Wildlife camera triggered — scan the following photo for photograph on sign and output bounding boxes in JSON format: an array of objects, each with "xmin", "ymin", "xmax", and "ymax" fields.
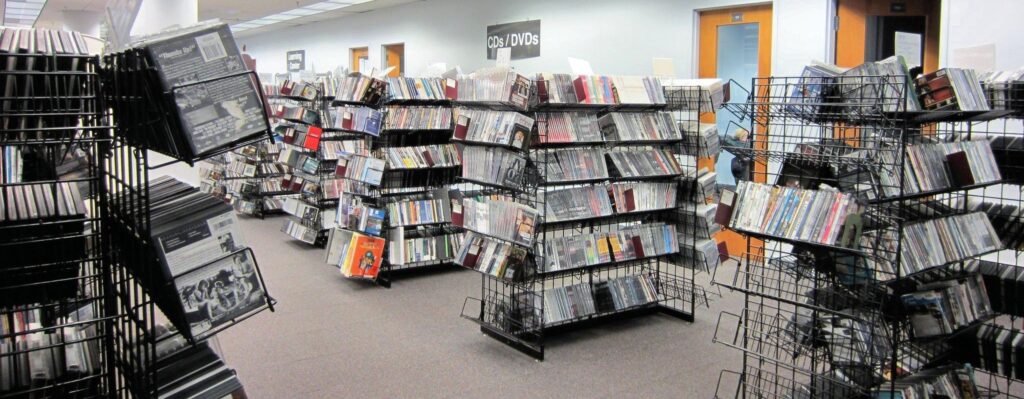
[{"xmin": 486, "ymin": 20, "xmax": 540, "ymax": 60}]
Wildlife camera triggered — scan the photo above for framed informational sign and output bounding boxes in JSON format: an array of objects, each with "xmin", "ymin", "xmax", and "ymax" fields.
[{"xmin": 287, "ymin": 50, "xmax": 305, "ymax": 72}]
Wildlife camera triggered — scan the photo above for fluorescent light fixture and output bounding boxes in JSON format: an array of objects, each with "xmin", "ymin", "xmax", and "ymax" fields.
[
  {"xmin": 229, "ymin": 0, "xmax": 363, "ymax": 33},
  {"xmin": 258, "ymin": 14, "xmax": 298, "ymax": 22},
  {"xmin": 4, "ymin": 0, "xmax": 49, "ymax": 27},
  {"xmin": 279, "ymin": 9, "xmax": 320, "ymax": 17},
  {"xmin": 304, "ymin": 3, "xmax": 347, "ymax": 11}
]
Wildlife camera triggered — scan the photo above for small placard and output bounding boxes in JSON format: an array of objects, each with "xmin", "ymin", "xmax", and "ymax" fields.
[
  {"xmin": 894, "ymin": 31, "xmax": 922, "ymax": 68},
  {"xmin": 286, "ymin": 50, "xmax": 305, "ymax": 72},
  {"xmin": 496, "ymin": 47, "xmax": 512, "ymax": 67},
  {"xmin": 731, "ymin": 12, "xmax": 743, "ymax": 22},
  {"xmin": 568, "ymin": 57, "xmax": 594, "ymax": 76},
  {"xmin": 652, "ymin": 57, "xmax": 676, "ymax": 78}
]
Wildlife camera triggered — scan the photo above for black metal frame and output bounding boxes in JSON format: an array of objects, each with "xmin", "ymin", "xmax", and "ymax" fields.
[
  {"xmin": 0, "ymin": 52, "xmax": 114, "ymax": 398},
  {"xmin": 102, "ymin": 48, "xmax": 273, "ymax": 166},
  {"xmin": 457, "ymin": 79, "xmax": 710, "ymax": 360},
  {"xmin": 101, "ymin": 49, "xmax": 278, "ymax": 397},
  {"xmin": 272, "ymin": 83, "xmax": 332, "ymax": 246},
  {"xmin": 713, "ymin": 71, "xmax": 1024, "ymax": 398},
  {"xmin": 370, "ymin": 97, "xmax": 462, "ymax": 288}
]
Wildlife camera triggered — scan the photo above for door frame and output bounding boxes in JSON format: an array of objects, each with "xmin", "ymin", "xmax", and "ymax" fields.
[
  {"xmin": 696, "ymin": 3, "xmax": 774, "ymax": 258},
  {"xmin": 381, "ymin": 42, "xmax": 405, "ymax": 77},
  {"xmin": 833, "ymin": 0, "xmax": 941, "ymax": 72},
  {"xmin": 350, "ymin": 46, "xmax": 369, "ymax": 74}
]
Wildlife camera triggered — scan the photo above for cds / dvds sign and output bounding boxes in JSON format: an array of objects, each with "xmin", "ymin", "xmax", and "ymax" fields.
[{"xmin": 486, "ymin": 20, "xmax": 540, "ymax": 60}]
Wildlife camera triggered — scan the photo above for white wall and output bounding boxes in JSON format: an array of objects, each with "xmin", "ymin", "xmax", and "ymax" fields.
[
  {"xmin": 771, "ymin": 0, "xmax": 832, "ymax": 76},
  {"xmin": 239, "ymin": 0, "xmax": 830, "ymax": 79},
  {"xmin": 940, "ymin": 0, "xmax": 1024, "ymax": 72},
  {"xmin": 133, "ymin": 0, "xmax": 202, "ymax": 186}
]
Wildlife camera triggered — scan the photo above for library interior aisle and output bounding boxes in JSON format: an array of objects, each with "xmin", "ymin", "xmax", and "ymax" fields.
[
  {"xmin": 4, "ymin": 0, "xmax": 1024, "ymax": 398},
  {"xmin": 216, "ymin": 216, "xmax": 740, "ymax": 398}
]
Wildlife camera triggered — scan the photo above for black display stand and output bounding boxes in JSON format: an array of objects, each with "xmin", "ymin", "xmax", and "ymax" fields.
[
  {"xmin": 101, "ymin": 51, "xmax": 276, "ymax": 397},
  {"xmin": 712, "ymin": 72, "xmax": 1024, "ymax": 398},
  {"xmin": 373, "ymin": 96, "xmax": 462, "ymax": 288},
  {"xmin": 0, "ymin": 52, "xmax": 114, "ymax": 398},
  {"xmin": 458, "ymin": 79, "xmax": 710, "ymax": 360}
]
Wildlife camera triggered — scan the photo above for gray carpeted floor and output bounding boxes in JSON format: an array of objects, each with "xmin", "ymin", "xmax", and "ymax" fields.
[{"xmin": 216, "ymin": 216, "xmax": 744, "ymax": 398}]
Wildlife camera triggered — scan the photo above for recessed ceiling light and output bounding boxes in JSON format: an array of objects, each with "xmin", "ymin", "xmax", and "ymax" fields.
[
  {"xmin": 304, "ymin": 3, "xmax": 347, "ymax": 11},
  {"xmin": 229, "ymin": 0, "xmax": 367, "ymax": 34},
  {"xmin": 280, "ymin": 8, "xmax": 320, "ymax": 17},
  {"xmin": 4, "ymin": 0, "xmax": 49, "ymax": 27}
]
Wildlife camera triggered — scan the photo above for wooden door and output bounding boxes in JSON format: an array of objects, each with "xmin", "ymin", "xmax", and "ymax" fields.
[
  {"xmin": 836, "ymin": 0, "xmax": 940, "ymax": 72},
  {"xmin": 383, "ymin": 43, "xmax": 404, "ymax": 77},
  {"xmin": 698, "ymin": 4, "xmax": 773, "ymax": 258},
  {"xmin": 350, "ymin": 47, "xmax": 368, "ymax": 73}
]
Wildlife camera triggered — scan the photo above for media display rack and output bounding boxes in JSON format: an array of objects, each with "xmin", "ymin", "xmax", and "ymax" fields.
[
  {"xmin": 275, "ymin": 80, "xmax": 331, "ymax": 246},
  {"xmin": 101, "ymin": 26, "xmax": 277, "ymax": 396},
  {"xmin": 458, "ymin": 74, "xmax": 708, "ymax": 360},
  {"xmin": 712, "ymin": 65, "xmax": 1024, "ymax": 398},
  {"xmin": 941, "ymin": 90, "xmax": 1024, "ymax": 398},
  {"xmin": 372, "ymin": 77, "xmax": 462, "ymax": 287},
  {"xmin": 198, "ymin": 139, "xmax": 287, "ymax": 218},
  {"xmin": 0, "ymin": 48, "xmax": 113, "ymax": 398}
]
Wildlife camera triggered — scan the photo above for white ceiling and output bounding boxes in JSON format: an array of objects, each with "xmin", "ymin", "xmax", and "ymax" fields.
[
  {"xmin": 223, "ymin": 0, "xmax": 421, "ymax": 37},
  {"xmin": 28, "ymin": 0, "xmax": 421, "ymax": 35}
]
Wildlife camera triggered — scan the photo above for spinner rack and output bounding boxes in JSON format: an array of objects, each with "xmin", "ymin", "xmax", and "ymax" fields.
[
  {"xmin": 712, "ymin": 70, "xmax": 1024, "ymax": 398},
  {"xmin": 319, "ymin": 88, "xmax": 390, "ymax": 281},
  {"xmin": 101, "ymin": 50, "xmax": 276, "ymax": 397},
  {"xmin": 276, "ymin": 82, "xmax": 331, "ymax": 246},
  {"xmin": 0, "ymin": 51, "xmax": 114, "ymax": 398},
  {"xmin": 931, "ymin": 89, "xmax": 1024, "ymax": 398}
]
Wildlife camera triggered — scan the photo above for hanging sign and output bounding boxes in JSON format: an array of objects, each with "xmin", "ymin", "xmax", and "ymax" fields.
[{"xmin": 486, "ymin": 20, "xmax": 540, "ymax": 60}]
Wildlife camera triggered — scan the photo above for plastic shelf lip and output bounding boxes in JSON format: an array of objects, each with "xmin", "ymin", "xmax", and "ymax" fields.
[
  {"xmin": 267, "ymin": 94, "xmax": 317, "ymax": 102},
  {"xmin": 456, "ymin": 177, "xmax": 531, "ymax": 195},
  {"xmin": 537, "ymin": 252, "xmax": 681, "ymax": 278},
  {"xmin": 911, "ymin": 313, "xmax": 1000, "ymax": 343},
  {"xmin": 450, "ymin": 137, "xmax": 521, "ymax": 150},
  {"xmin": 889, "ymin": 246, "xmax": 1005, "ymax": 283},
  {"xmin": 384, "ymin": 164, "xmax": 461, "ymax": 172},
  {"xmin": 382, "ymin": 98, "xmax": 454, "ymax": 106},
  {"xmin": 726, "ymin": 227, "xmax": 869, "ymax": 256},
  {"xmin": 542, "ymin": 301, "xmax": 660, "ymax": 329},
  {"xmin": 540, "ymin": 173, "xmax": 683, "ymax": 186},
  {"xmin": 539, "ymin": 207, "xmax": 679, "ymax": 228},
  {"xmin": 453, "ymin": 100, "xmax": 528, "ymax": 112},
  {"xmin": 381, "ymin": 127, "xmax": 454, "ymax": 133},
  {"xmin": 331, "ymin": 99, "xmax": 382, "ymax": 109},
  {"xmin": 869, "ymin": 179, "xmax": 1006, "ymax": 204}
]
